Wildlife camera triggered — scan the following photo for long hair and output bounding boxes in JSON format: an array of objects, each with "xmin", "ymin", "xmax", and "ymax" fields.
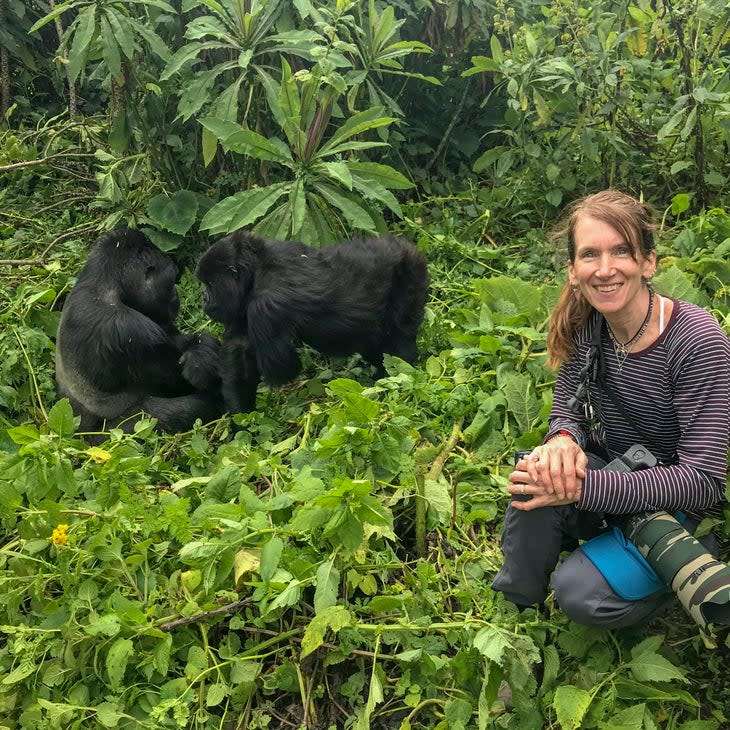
[{"xmin": 546, "ymin": 190, "xmax": 657, "ymax": 368}]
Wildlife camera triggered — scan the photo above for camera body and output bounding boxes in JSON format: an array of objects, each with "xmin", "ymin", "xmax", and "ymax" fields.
[{"xmin": 604, "ymin": 444, "xmax": 657, "ymax": 472}]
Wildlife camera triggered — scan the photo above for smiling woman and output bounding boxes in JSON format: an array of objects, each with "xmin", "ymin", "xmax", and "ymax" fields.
[{"xmin": 491, "ymin": 189, "xmax": 730, "ymax": 631}]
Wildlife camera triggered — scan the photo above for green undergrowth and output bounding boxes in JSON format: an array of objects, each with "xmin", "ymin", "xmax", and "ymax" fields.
[{"xmin": 0, "ymin": 193, "xmax": 729, "ymax": 728}]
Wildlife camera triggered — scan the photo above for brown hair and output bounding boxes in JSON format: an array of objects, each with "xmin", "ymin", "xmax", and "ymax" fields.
[{"xmin": 546, "ymin": 190, "xmax": 657, "ymax": 368}]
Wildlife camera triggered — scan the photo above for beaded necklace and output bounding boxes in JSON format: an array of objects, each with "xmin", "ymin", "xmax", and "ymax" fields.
[{"xmin": 606, "ymin": 287, "xmax": 654, "ymax": 370}]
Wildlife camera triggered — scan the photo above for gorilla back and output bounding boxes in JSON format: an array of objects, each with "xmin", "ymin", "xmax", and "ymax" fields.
[
  {"xmin": 196, "ymin": 230, "xmax": 429, "ymax": 413},
  {"xmin": 56, "ymin": 228, "xmax": 222, "ymax": 439}
]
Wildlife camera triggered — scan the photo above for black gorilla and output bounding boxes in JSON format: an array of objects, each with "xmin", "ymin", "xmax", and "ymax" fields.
[
  {"xmin": 56, "ymin": 228, "xmax": 222, "ymax": 439},
  {"xmin": 195, "ymin": 229, "xmax": 429, "ymax": 413}
]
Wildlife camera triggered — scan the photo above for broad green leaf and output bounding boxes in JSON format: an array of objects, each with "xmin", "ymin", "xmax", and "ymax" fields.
[
  {"xmin": 47, "ymin": 398, "xmax": 76, "ymax": 437},
  {"xmin": 320, "ymin": 161, "xmax": 352, "ymax": 190},
  {"xmin": 347, "ymin": 161, "xmax": 413, "ymax": 190},
  {"xmin": 68, "ymin": 6, "xmax": 97, "ymax": 84},
  {"xmin": 553, "ymin": 685, "xmax": 592, "ymax": 730},
  {"xmin": 500, "ymin": 371, "xmax": 541, "ymax": 433},
  {"xmin": 260, "ymin": 536, "xmax": 284, "ymax": 582},
  {"xmin": 161, "ymin": 41, "xmax": 221, "ymax": 80},
  {"xmin": 613, "ymin": 678, "xmax": 698, "ymax": 707},
  {"xmin": 300, "ymin": 605, "xmax": 353, "ymax": 658},
  {"xmin": 179, "ymin": 540, "xmax": 224, "ymax": 564},
  {"xmin": 680, "ymin": 105, "xmax": 698, "ymax": 141},
  {"xmin": 670, "ymin": 160, "xmax": 693, "ymax": 175},
  {"xmin": 629, "ymin": 652, "xmax": 687, "ymax": 683},
  {"xmin": 106, "ymin": 638, "xmax": 134, "ymax": 690},
  {"xmin": 147, "ymin": 191, "xmax": 199, "ymax": 235},
  {"xmin": 199, "ymin": 116, "xmax": 243, "ymax": 143},
  {"xmin": 314, "ymin": 558, "xmax": 340, "ymax": 613},
  {"xmin": 105, "ymin": 10, "xmax": 136, "ymax": 61},
  {"xmin": 84, "ymin": 613, "xmax": 121, "ymax": 637},
  {"xmin": 424, "ymin": 476, "xmax": 452, "ymax": 524},
  {"xmin": 490, "ymin": 34, "xmax": 504, "ymax": 63},
  {"xmin": 267, "ymin": 578, "xmax": 304, "ymax": 614},
  {"xmin": 224, "ymin": 129, "xmax": 293, "ymax": 163},
  {"xmin": 200, "ymin": 184, "xmax": 289, "ymax": 235},
  {"xmin": 289, "ymin": 178, "xmax": 307, "ymax": 237},
  {"xmin": 126, "ymin": 16, "xmax": 172, "ymax": 62},
  {"xmin": 475, "ymin": 275, "xmax": 543, "ymax": 318},
  {"xmin": 206, "ymin": 682, "xmax": 229, "ymax": 707},
  {"xmin": 100, "ymin": 16, "xmax": 122, "ymax": 80},
  {"xmin": 462, "ymin": 55, "xmax": 499, "ymax": 77},
  {"xmin": 312, "ymin": 183, "xmax": 375, "ymax": 232},
  {"xmin": 204, "ymin": 465, "xmax": 241, "ymax": 503},
  {"xmin": 319, "ymin": 107, "xmax": 396, "ymax": 154},
  {"xmin": 472, "ymin": 627, "xmax": 510, "ymax": 662},
  {"xmin": 96, "ymin": 702, "xmax": 127, "ymax": 728},
  {"xmin": 2, "ymin": 661, "xmax": 36, "ymax": 685},
  {"xmin": 657, "ymin": 107, "xmax": 687, "ymax": 142},
  {"xmin": 29, "ymin": 2, "xmax": 74, "ymax": 33},
  {"xmin": 178, "ymin": 68, "xmax": 223, "ymax": 121},
  {"xmin": 154, "ymin": 634, "xmax": 172, "ymax": 676},
  {"xmin": 654, "ymin": 264, "xmax": 707, "ymax": 305},
  {"xmin": 350, "ymin": 173, "xmax": 402, "ymax": 216},
  {"xmin": 602, "ymin": 703, "xmax": 646, "ymax": 729}
]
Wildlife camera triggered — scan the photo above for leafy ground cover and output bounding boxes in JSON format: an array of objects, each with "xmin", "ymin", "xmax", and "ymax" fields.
[{"xmin": 1, "ymin": 131, "xmax": 729, "ymax": 729}]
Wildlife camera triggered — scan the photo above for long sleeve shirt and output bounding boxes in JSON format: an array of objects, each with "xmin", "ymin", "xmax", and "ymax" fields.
[{"xmin": 546, "ymin": 300, "xmax": 730, "ymax": 515}]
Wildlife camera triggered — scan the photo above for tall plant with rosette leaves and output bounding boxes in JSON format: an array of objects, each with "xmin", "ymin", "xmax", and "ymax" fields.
[{"xmin": 199, "ymin": 59, "xmax": 413, "ymax": 245}]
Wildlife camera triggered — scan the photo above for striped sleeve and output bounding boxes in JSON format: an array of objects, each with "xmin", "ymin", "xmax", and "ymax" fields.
[{"xmin": 577, "ymin": 301, "xmax": 729, "ymax": 514}]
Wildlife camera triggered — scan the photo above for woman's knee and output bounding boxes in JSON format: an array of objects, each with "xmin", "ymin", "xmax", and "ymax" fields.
[{"xmin": 551, "ymin": 550, "xmax": 670, "ymax": 629}]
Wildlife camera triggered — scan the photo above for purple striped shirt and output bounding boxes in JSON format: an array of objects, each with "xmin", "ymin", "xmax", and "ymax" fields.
[{"xmin": 547, "ymin": 299, "xmax": 730, "ymax": 515}]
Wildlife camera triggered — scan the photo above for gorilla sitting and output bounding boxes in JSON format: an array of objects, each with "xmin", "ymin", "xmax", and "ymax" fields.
[
  {"xmin": 195, "ymin": 229, "xmax": 429, "ymax": 413},
  {"xmin": 56, "ymin": 228, "xmax": 222, "ymax": 440}
]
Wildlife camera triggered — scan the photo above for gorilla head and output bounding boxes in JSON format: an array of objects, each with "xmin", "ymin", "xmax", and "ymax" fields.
[
  {"xmin": 56, "ymin": 228, "xmax": 222, "ymax": 441},
  {"xmin": 88, "ymin": 228, "xmax": 181, "ymax": 325}
]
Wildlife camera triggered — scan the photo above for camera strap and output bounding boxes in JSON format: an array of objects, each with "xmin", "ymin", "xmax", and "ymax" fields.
[{"xmin": 570, "ymin": 315, "xmax": 664, "ymax": 457}]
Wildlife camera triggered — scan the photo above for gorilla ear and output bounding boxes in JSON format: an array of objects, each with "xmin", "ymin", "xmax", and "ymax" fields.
[{"xmin": 227, "ymin": 265, "xmax": 238, "ymax": 278}]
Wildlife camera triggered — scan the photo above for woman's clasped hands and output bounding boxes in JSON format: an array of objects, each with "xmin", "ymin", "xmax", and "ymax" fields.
[{"xmin": 508, "ymin": 435, "xmax": 587, "ymax": 511}]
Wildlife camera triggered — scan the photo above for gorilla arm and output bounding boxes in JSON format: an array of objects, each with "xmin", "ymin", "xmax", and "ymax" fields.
[
  {"xmin": 247, "ymin": 296, "xmax": 302, "ymax": 386},
  {"xmin": 220, "ymin": 336, "xmax": 259, "ymax": 414},
  {"xmin": 105, "ymin": 305, "xmax": 204, "ymax": 397}
]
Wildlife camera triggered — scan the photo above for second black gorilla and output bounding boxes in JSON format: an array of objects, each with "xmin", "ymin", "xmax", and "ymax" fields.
[{"xmin": 196, "ymin": 230, "xmax": 429, "ymax": 413}]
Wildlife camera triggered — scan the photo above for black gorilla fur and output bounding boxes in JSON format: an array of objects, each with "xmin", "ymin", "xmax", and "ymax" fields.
[
  {"xmin": 56, "ymin": 228, "xmax": 222, "ymax": 439},
  {"xmin": 195, "ymin": 229, "xmax": 429, "ymax": 413}
]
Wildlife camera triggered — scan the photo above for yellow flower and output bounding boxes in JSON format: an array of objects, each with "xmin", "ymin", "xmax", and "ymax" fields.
[{"xmin": 51, "ymin": 523, "xmax": 69, "ymax": 546}]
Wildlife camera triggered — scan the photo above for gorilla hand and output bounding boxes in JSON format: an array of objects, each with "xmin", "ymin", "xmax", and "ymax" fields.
[{"xmin": 179, "ymin": 333, "xmax": 221, "ymax": 390}]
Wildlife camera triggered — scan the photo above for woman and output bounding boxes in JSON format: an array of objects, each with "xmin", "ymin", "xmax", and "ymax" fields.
[{"xmin": 492, "ymin": 190, "xmax": 730, "ymax": 628}]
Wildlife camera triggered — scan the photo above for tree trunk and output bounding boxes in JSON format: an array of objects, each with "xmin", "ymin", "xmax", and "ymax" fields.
[{"xmin": 0, "ymin": 0, "xmax": 10, "ymax": 119}]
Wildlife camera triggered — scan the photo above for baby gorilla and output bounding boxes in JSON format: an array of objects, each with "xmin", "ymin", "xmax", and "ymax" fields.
[
  {"xmin": 196, "ymin": 230, "xmax": 429, "ymax": 413},
  {"xmin": 56, "ymin": 228, "xmax": 222, "ymax": 440}
]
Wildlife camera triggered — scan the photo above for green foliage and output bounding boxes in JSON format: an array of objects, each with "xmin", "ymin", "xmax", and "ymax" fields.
[
  {"xmin": 0, "ymin": 200, "xmax": 728, "ymax": 727},
  {"xmin": 463, "ymin": 0, "xmax": 730, "ymax": 221},
  {"xmin": 199, "ymin": 59, "xmax": 413, "ymax": 243}
]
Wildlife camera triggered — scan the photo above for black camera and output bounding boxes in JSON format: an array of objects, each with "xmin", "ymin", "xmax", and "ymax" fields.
[{"xmin": 603, "ymin": 444, "xmax": 657, "ymax": 472}]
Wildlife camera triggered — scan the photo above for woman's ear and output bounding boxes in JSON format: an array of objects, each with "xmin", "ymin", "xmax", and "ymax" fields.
[{"xmin": 642, "ymin": 251, "xmax": 657, "ymax": 279}]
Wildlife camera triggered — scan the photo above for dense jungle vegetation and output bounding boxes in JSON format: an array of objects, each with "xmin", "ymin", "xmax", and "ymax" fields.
[{"xmin": 1, "ymin": 0, "xmax": 729, "ymax": 728}]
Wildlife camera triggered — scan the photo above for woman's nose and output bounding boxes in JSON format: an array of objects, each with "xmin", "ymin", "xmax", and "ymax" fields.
[{"xmin": 596, "ymin": 254, "xmax": 615, "ymax": 276}]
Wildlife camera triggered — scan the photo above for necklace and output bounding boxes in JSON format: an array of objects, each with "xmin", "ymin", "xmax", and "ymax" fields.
[{"xmin": 607, "ymin": 287, "xmax": 654, "ymax": 370}]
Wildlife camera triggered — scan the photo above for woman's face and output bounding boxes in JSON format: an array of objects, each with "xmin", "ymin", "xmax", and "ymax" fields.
[{"xmin": 568, "ymin": 215, "xmax": 656, "ymax": 318}]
